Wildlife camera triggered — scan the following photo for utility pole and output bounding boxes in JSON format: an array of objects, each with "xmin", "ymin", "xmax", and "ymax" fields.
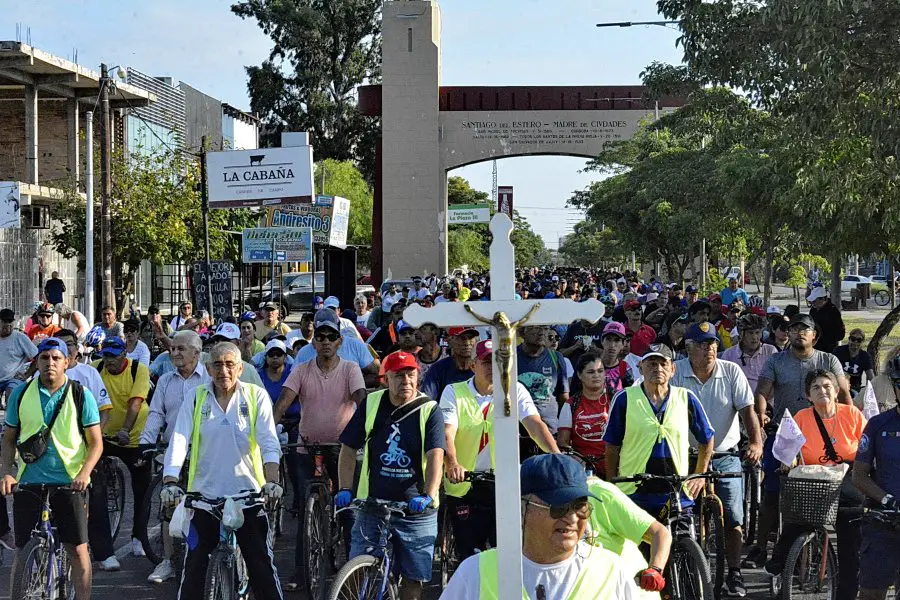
[
  {"xmin": 85, "ymin": 111, "xmax": 95, "ymax": 320},
  {"xmin": 99, "ymin": 64, "xmax": 114, "ymax": 311},
  {"xmin": 199, "ymin": 135, "xmax": 214, "ymax": 323}
]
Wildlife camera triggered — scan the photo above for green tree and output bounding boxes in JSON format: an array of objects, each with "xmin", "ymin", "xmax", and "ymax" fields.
[
  {"xmin": 232, "ymin": 0, "xmax": 381, "ymax": 179},
  {"xmin": 315, "ymin": 159, "xmax": 373, "ymax": 247},
  {"xmin": 448, "ymin": 175, "xmax": 489, "ymax": 205},
  {"xmin": 558, "ymin": 221, "xmax": 629, "ymax": 268}
]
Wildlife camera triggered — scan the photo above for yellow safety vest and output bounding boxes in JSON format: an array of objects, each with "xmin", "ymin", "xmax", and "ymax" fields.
[
  {"xmin": 187, "ymin": 385, "xmax": 265, "ymax": 492},
  {"xmin": 477, "ymin": 547, "xmax": 620, "ymax": 600},
  {"xmin": 617, "ymin": 385, "xmax": 690, "ymax": 495},
  {"xmin": 16, "ymin": 380, "xmax": 86, "ymax": 481},
  {"xmin": 357, "ymin": 390, "xmax": 437, "ymax": 502},
  {"xmin": 445, "ymin": 380, "xmax": 494, "ymax": 498}
]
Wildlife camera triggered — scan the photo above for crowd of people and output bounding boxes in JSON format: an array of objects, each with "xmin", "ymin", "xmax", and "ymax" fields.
[{"xmin": 0, "ymin": 265, "xmax": 899, "ymax": 600}]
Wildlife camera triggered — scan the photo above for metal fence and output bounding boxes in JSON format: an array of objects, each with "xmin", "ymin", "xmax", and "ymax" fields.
[{"xmin": 152, "ymin": 261, "xmax": 283, "ymax": 317}]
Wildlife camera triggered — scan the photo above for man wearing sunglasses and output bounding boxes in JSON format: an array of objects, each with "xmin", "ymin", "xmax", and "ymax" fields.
[
  {"xmin": 832, "ymin": 328, "xmax": 874, "ymax": 395},
  {"xmin": 441, "ymin": 454, "xmax": 638, "ymax": 600}
]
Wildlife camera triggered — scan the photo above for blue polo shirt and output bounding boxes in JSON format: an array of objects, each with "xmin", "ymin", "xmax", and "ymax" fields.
[
  {"xmin": 5, "ymin": 378, "xmax": 100, "ymax": 484},
  {"xmin": 855, "ymin": 408, "xmax": 900, "ymax": 500},
  {"xmin": 603, "ymin": 384, "xmax": 715, "ymax": 513}
]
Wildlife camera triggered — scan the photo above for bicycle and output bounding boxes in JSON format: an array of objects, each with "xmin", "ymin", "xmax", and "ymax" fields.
[
  {"xmin": 9, "ymin": 484, "xmax": 77, "ymax": 600},
  {"xmin": 612, "ymin": 471, "xmax": 742, "ymax": 600},
  {"xmin": 183, "ymin": 490, "xmax": 263, "ymax": 600},
  {"xmin": 327, "ymin": 498, "xmax": 423, "ymax": 600},
  {"xmin": 135, "ymin": 443, "xmax": 187, "ymax": 571},
  {"xmin": 562, "ymin": 447, "xmax": 601, "ymax": 478},
  {"xmin": 96, "ymin": 450, "xmax": 127, "ymax": 543},
  {"xmin": 743, "ymin": 457, "xmax": 762, "ymax": 547},
  {"xmin": 436, "ymin": 470, "xmax": 495, "ymax": 589}
]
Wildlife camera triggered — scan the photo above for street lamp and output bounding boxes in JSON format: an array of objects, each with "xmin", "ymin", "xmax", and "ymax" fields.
[{"xmin": 595, "ymin": 20, "xmax": 680, "ymax": 29}]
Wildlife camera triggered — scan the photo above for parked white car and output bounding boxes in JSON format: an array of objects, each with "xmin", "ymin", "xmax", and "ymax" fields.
[{"xmin": 841, "ymin": 275, "xmax": 873, "ymax": 293}]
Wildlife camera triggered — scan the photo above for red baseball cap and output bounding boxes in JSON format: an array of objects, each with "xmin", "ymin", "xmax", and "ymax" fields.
[
  {"xmin": 382, "ymin": 351, "xmax": 419, "ymax": 373},
  {"xmin": 447, "ymin": 326, "xmax": 479, "ymax": 337},
  {"xmin": 708, "ymin": 293, "xmax": 722, "ymax": 302},
  {"xmin": 475, "ymin": 339, "xmax": 493, "ymax": 361},
  {"xmin": 624, "ymin": 299, "xmax": 642, "ymax": 311}
]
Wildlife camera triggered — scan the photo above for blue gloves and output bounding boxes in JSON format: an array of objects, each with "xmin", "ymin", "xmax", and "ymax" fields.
[
  {"xmin": 408, "ymin": 494, "xmax": 433, "ymax": 514},
  {"xmin": 335, "ymin": 489, "xmax": 353, "ymax": 509}
]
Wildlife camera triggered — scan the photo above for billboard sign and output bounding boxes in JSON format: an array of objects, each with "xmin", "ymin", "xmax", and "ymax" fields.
[
  {"xmin": 448, "ymin": 203, "xmax": 491, "ymax": 225},
  {"xmin": 497, "ymin": 186, "xmax": 513, "ymax": 218},
  {"xmin": 207, "ymin": 146, "xmax": 315, "ymax": 208},
  {"xmin": 266, "ymin": 196, "xmax": 351, "ymax": 247},
  {"xmin": 241, "ymin": 227, "xmax": 313, "ymax": 263},
  {"xmin": 0, "ymin": 182, "xmax": 20, "ymax": 228}
]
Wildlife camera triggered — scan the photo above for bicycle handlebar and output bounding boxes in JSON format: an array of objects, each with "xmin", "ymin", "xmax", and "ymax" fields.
[
  {"xmin": 184, "ymin": 490, "xmax": 263, "ymax": 510},
  {"xmin": 464, "ymin": 470, "xmax": 495, "ymax": 483},
  {"xmin": 611, "ymin": 471, "xmax": 743, "ymax": 485}
]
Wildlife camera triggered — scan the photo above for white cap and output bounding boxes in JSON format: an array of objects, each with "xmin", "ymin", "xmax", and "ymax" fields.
[
  {"xmin": 213, "ymin": 322, "xmax": 240, "ymax": 340},
  {"xmin": 647, "ymin": 292, "xmax": 659, "ymax": 302},
  {"xmin": 264, "ymin": 339, "xmax": 287, "ymax": 354},
  {"xmin": 807, "ymin": 286, "xmax": 828, "ymax": 302},
  {"xmin": 766, "ymin": 306, "xmax": 782, "ymax": 314}
]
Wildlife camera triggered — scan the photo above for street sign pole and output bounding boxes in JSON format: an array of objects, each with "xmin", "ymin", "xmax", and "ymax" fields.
[{"xmin": 199, "ymin": 135, "xmax": 215, "ymax": 324}]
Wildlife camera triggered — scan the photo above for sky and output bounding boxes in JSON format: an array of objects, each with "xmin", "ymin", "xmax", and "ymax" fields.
[{"xmin": 4, "ymin": 0, "xmax": 683, "ymax": 249}]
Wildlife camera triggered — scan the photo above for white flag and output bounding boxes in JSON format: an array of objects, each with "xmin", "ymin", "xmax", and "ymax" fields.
[
  {"xmin": 863, "ymin": 384, "xmax": 880, "ymax": 420},
  {"xmin": 772, "ymin": 410, "xmax": 807, "ymax": 467}
]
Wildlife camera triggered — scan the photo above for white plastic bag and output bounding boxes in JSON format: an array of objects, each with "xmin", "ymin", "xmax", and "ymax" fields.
[
  {"xmin": 168, "ymin": 497, "xmax": 192, "ymax": 540},
  {"xmin": 222, "ymin": 497, "xmax": 245, "ymax": 530}
]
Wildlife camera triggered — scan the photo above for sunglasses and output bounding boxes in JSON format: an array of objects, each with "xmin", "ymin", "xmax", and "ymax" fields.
[
  {"xmin": 315, "ymin": 333, "xmax": 340, "ymax": 342},
  {"xmin": 525, "ymin": 498, "xmax": 592, "ymax": 519},
  {"xmin": 849, "ymin": 336, "xmax": 864, "ymax": 343}
]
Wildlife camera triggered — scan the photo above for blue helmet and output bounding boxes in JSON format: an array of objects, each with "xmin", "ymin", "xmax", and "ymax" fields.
[
  {"xmin": 239, "ymin": 310, "xmax": 257, "ymax": 324},
  {"xmin": 84, "ymin": 325, "xmax": 106, "ymax": 348}
]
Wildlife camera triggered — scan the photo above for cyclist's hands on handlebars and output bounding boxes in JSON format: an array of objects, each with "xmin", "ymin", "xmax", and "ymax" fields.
[
  {"xmin": 686, "ymin": 478, "xmax": 706, "ymax": 499},
  {"xmin": 637, "ymin": 567, "xmax": 666, "ymax": 591},
  {"xmin": 261, "ymin": 482, "xmax": 283, "ymax": 507},
  {"xmin": 408, "ymin": 495, "xmax": 433, "ymax": 513},
  {"xmin": 446, "ymin": 461, "xmax": 467, "ymax": 484},
  {"xmin": 744, "ymin": 440, "xmax": 763, "ymax": 464},
  {"xmin": 334, "ymin": 489, "xmax": 353, "ymax": 509},
  {"xmin": 160, "ymin": 483, "xmax": 184, "ymax": 507},
  {"xmin": 114, "ymin": 429, "xmax": 130, "ymax": 446},
  {"xmin": 71, "ymin": 470, "xmax": 91, "ymax": 492},
  {"xmin": 0, "ymin": 474, "xmax": 17, "ymax": 496}
]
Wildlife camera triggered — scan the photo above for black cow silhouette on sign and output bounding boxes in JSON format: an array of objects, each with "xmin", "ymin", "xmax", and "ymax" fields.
[{"xmin": 249, "ymin": 155, "xmax": 265, "ymax": 166}]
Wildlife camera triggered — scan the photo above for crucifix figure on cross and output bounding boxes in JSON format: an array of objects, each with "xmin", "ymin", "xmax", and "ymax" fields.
[{"xmin": 402, "ymin": 213, "xmax": 605, "ymax": 599}]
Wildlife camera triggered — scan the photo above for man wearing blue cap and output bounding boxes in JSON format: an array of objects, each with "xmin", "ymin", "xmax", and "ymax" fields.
[
  {"xmin": 323, "ymin": 295, "xmax": 363, "ymax": 341},
  {"xmin": 1, "ymin": 338, "xmax": 102, "ymax": 600},
  {"xmin": 441, "ymin": 454, "xmax": 638, "ymax": 600}
]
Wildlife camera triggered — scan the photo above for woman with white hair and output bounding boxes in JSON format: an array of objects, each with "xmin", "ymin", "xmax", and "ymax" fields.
[{"xmin": 55, "ymin": 303, "xmax": 91, "ymax": 340}]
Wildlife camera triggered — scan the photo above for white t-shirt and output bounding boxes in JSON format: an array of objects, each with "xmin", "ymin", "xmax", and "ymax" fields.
[
  {"xmin": 339, "ymin": 316, "xmax": 362, "ymax": 341},
  {"xmin": 441, "ymin": 543, "xmax": 637, "ymax": 600},
  {"xmin": 126, "ymin": 340, "xmax": 151, "ymax": 366},
  {"xmin": 439, "ymin": 378, "xmax": 539, "ymax": 472},
  {"xmin": 66, "ymin": 362, "xmax": 112, "ymax": 411}
]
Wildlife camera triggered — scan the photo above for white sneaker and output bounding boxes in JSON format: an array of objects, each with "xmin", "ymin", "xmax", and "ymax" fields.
[
  {"xmin": 98, "ymin": 556, "xmax": 121, "ymax": 571},
  {"xmin": 131, "ymin": 538, "xmax": 146, "ymax": 557},
  {"xmin": 147, "ymin": 560, "xmax": 175, "ymax": 583}
]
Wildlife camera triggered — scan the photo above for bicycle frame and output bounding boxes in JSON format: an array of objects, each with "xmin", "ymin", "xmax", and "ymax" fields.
[
  {"xmin": 20, "ymin": 484, "xmax": 68, "ymax": 599},
  {"xmin": 338, "ymin": 499, "xmax": 410, "ymax": 600}
]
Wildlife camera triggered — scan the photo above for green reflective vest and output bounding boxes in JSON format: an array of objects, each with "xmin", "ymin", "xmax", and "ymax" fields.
[
  {"xmin": 187, "ymin": 385, "xmax": 265, "ymax": 492},
  {"xmin": 445, "ymin": 380, "xmax": 495, "ymax": 498},
  {"xmin": 477, "ymin": 547, "xmax": 620, "ymax": 600},
  {"xmin": 16, "ymin": 380, "xmax": 86, "ymax": 481},
  {"xmin": 617, "ymin": 385, "xmax": 690, "ymax": 495},
  {"xmin": 357, "ymin": 390, "xmax": 436, "ymax": 502}
]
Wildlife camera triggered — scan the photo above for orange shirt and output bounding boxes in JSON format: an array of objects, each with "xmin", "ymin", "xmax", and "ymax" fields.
[
  {"xmin": 28, "ymin": 323, "xmax": 61, "ymax": 343},
  {"xmin": 794, "ymin": 404, "xmax": 866, "ymax": 465}
]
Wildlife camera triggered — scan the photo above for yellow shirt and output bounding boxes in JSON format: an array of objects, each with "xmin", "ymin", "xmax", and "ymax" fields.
[
  {"xmin": 254, "ymin": 320, "xmax": 291, "ymax": 341},
  {"xmin": 92, "ymin": 358, "xmax": 151, "ymax": 447}
]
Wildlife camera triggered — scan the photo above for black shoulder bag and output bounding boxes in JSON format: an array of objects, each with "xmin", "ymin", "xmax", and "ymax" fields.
[
  {"xmin": 17, "ymin": 380, "xmax": 72, "ymax": 464},
  {"xmin": 812, "ymin": 409, "xmax": 864, "ymax": 506}
]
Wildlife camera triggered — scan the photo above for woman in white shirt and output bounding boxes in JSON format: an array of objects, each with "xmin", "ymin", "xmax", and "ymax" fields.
[{"xmin": 124, "ymin": 319, "xmax": 151, "ymax": 366}]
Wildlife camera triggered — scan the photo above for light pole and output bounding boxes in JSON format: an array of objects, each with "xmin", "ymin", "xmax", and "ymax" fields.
[{"xmin": 98, "ymin": 64, "xmax": 126, "ymax": 313}]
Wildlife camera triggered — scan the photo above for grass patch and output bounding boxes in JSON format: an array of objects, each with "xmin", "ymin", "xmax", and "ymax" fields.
[{"xmin": 842, "ymin": 314, "xmax": 900, "ymax": 363}]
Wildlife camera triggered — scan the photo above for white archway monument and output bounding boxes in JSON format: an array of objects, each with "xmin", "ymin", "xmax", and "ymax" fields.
[{"xmin": 403, "ymin": 213, "xmax": 604, "ymax": 597}]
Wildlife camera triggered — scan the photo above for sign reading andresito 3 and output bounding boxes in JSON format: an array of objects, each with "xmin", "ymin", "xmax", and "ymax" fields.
[{"xmin": 206, "ymin": 146, "xmax": 315, "ymax": 208}]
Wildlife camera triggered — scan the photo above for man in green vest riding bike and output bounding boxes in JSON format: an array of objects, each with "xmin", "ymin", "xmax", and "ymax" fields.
[
  {"xmin": 441, "ymin": 453, "xmax": 638, "ymax": 599},
  {"xmin": 336, "ymin": 350, "xmax": 445, "ymax": 600},
  {"xmin": 1, "ymin": 337, "xmax": 103, "ymax": 600},
  {"xmin": 440, "ymin": 338, "xmax": 559, "ymax": 560}
]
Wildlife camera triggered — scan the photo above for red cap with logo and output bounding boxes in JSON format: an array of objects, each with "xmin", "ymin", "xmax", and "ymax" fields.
[
  {"xmin": 382, "ymin": 351, "xmax": 419, "ymax": 373},
  {"xmin": 447, "ymin": 326, "xmax": 478, "ymax": 337},
  {"xmin": 475, "ymin": 339, "xmax": 493, "ymax": 361}
]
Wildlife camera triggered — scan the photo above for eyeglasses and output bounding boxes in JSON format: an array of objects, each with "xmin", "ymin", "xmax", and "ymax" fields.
[
  {"xmin": 849, "ymin": 337, "xmax": 864, "ymax": 343},
  {"xmin": 525, "ymin": 498, "xmax": 592, "ymax": 519},
  {"xmin": 315, "ymin": 333, "xmax": 340, "ymax": 343},
  {"xmin": 547, "ymin": 335, "xmax": 559, "ymax": 342},
  {"xmin": 211, "ymin": 360, "xmax": 240, "ymax": 371}
]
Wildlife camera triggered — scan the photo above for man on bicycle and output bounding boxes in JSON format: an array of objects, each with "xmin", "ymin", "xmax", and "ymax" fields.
[
  {"xmin": 93, "ymin": 335, "xmax": 153, "ymax": 558},
  {"xmin": 440, "ymin": 339, "xmax": 559, "ymax": 560},
  {"xmin": 139, "ymin": 330, "xmax": 208, "ymax": 583},
  {"xmin": 272, "ymin": 309, "xmax": 367, "ymax": 592},
  {"xmin": 603, "ymin": 344, "xmax": 716, "ymax": 519},
  {"xmin": 672, "ymin": 322, "xmax": 762, "ymax": 597},
  {"xmin": 442, "ymin": 454, "xmax": 638, "ymax": 599},
  {"xmin": 161, "ymin": 342, "xmax": 284, "ymax": 600},
  {"xmin": 336, "ymin": 350, "xmax": 445, "ymax": 600},
  {"xmin": 0, "ymin": 338, "xmax": 103, "ymax": 600},
  {"xmin": 853, "ymin": 373, "xmax": 900, "ymax": 600}
]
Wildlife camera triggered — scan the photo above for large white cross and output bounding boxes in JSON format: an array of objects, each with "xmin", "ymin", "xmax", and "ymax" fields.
[{"xmin": 403, "ymin": 214, "xmax": 604, "ymax": 598}]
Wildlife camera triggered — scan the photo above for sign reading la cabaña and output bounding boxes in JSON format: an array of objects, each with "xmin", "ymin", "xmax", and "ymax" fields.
[{"xmin": 207, "ymin": 146, "xmax": 315, "ymax": 208}]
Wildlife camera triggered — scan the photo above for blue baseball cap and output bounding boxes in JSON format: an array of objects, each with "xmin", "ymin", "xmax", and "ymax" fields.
[
  {"xmin": 324, "ymin": 295, "xmax": 341, "ymax": 309},
  {"xmin": 99, "ymin": 336, "xmax": 127, "ymax": 357},
  {"xmin": 396, "ymin": 319, "xmax": 415, "ymax": 333},
  {"xmin": 686, "ymin": 321, "xmax": 718, "ymax": 343},
  {"xmin": 520, "ymin": 454, "xmax": 597, "ymax": 506},
  {"xmin": 37, "ymin": 337, "xmax": 69, "ymax": 358}
]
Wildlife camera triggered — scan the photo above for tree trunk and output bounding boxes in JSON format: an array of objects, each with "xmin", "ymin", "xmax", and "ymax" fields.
[
  {"xmin": 830, "ymin": 253, "xmax": 842, "ymax": 306},
  {"xmin": 763, "ymin": 236, "xmax": 774, "ymax": 307},
  {"xmin": 868, "ymin": 303, "xmax": 900, "ymax": 374}
]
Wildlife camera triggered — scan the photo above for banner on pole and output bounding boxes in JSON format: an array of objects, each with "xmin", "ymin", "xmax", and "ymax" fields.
[
  {"xmin": 266, "ymin": 196, "xmax": 351, "ymax": 248},
  {"xmin": 0, "ymin": 182, "xmax": 21, "ymax": 228},
  {"xmin": 241, "ymin": 227, "xmax": 313, "ymax": 263},
  {"xmin": 448, "ymin": 203, "xmax": 491, "ymax": 225},
  {"xmin": 497, "ymin": 186, "xmax": 513, "ymax": 219}
]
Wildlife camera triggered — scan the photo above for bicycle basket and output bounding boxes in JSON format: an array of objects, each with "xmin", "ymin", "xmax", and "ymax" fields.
[{"xmin": 780, "ymin": 475, "xmax": 841, "ymax": 527}]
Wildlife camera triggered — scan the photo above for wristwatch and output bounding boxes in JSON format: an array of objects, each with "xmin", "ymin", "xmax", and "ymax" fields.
[{"xmin": 881, "ymin": 494, "xmax": 894, "ymax": 507}]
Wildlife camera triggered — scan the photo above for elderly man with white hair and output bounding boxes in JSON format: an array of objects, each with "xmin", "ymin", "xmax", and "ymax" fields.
[
  {"xmin": 162, "ymin": 342, "xmax": 283, "ymax": 600},
  {"xmin": 140, "ymin": 330, "xmax": 210, "ymax": 583}
]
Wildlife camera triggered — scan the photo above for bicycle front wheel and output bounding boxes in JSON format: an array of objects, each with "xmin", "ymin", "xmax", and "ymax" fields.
[
  {"xmin": 875, "ymin": 290, "xmax": 890, "ymax": 306},
  {"xmin": 107, "ymin": 460, "xmax": 127, "ymax": 543},
  {"xmin": 701, "ymin": 498, "xmax": 726, "ymax": 600},
  {"xmin": 203, "ymin": 548, "xmax": 235, "ymax": 600},
  {"xmin": 10, "ymin": 537, "xmax": 51, "ymax": 600},
  {"xmin": 302, "ymin": 487, "xmax": 332, "ymax": 600},
  {"xmin": 137, "ymin": 474, "xmax": 165, "ymax": 564},
  {"xmin": 327, "ymin": 554, "xmax": 397, "ymax": 600},
  {"xmin": 781, "ymin": 530, "xmax": 838, "ymax": 600},
  {"xmin": 668, "ymin": 537, "xmax": 714, "ymax": 600},
  {"xmin": 438, "ymin": 503, "xmax": 457, "ymax": 589}
]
